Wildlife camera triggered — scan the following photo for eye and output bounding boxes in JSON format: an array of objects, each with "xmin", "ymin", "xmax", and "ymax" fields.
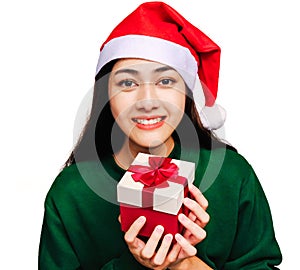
[
  {"xmin": 117, "ymin": 79, "xmax": 138, "ymax": 89},
  {"xmin": 157, "ymin": 78, "xmax": 176, "ymax": 87}
]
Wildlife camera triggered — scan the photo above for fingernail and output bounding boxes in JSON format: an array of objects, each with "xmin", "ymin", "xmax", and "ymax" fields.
[
  {"xmin": 164, "ymin": 234, "xmax": 173, "ymax": 241},
  {"xmin": 155, "ymin": 225, "xmax": 164, "ymax": 233},
  {"xmin": 178, "ymin": 213, "xmax": 186, "ymax": 222},
  {"xmin": 183, "ymin": 197, "xmax": 191, "ymax": 206},
  {"xmin": 175, "ymin": 233, "xmax": 183, "ymax": 242},
  {"xmin": 138, "ymin": 216, "xmax": 146, "ymax": 223}
]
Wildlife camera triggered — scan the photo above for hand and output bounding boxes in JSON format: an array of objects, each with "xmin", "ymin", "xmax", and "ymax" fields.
[
  {"xmin": 167, "ymin": 184, "xmax": 210, "ymax": 269},
  {"xmin": 180, "ymin": 183, "xmax": 210, "ymax": 247},
  {"xmin": 123, "ymin": 216, "xmax": 177, "ymax": 269},
  {"xmin": 121, "ymin": 184, "xmax": 210, "ymax": 269}
]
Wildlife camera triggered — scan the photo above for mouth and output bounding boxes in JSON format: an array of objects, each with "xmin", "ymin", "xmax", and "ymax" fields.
[{"xmin": 132, "ymin": 116, "xmax": 166, "ymax": 130}]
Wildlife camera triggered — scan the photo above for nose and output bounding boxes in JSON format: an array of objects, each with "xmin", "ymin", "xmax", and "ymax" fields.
[{"xmin": 135, "ymin": 83, "xmax": 160, "ymax": 112}]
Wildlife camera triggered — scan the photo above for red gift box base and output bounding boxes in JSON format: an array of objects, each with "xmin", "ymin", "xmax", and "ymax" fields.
[{"xmin": 120, "ymin": 203, "xmax": 189, "ymax": 238}]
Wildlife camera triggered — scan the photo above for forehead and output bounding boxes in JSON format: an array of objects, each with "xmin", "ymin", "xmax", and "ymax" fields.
[{"xmin": 111, "ymin": 58, "xmax": 176, "ymax": 73}]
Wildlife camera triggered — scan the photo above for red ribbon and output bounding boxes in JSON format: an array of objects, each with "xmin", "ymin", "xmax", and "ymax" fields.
[
  {"xmin": 128, "ymin": 157, "xmax": 179, "ymax": 187},
  {"xmin": 128, "ymin": 157, "xmax": 187, "ymax": 208}
]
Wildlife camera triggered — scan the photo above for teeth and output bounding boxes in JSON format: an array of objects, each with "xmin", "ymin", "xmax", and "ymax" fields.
[{"xmin": 133, "ymin": 117, "xmax": 163, "ymax": 125}]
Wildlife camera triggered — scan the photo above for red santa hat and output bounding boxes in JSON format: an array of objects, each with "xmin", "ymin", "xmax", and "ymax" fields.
[{"xmin": 96, "ymin": 1, "xmax": 226, "ymax": 130}]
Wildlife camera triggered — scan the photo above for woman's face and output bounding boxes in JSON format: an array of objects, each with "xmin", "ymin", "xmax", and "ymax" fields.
[{"xmin": 108, "ymin": 58, "xmax": 186, "ymax": 150}]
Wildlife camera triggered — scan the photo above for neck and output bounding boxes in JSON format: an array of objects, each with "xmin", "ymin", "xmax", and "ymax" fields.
[{"xmin": 114, "ymin": 137, "xmax": 175, "ymax": 170}]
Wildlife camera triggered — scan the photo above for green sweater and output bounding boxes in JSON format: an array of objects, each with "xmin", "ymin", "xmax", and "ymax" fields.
[{"xmin": 39, "ymin": 145, "xmax": 282, "ymax": 269}]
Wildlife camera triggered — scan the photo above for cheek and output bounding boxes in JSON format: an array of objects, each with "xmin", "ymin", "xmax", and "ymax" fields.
[
  {"xmin": 163, "ymin": 91, "xmax": 186, "ymax": 112},
  {"xmin": 109, "ymin": 97, "xmax": 120, "ymax": 120},
  {"xmin": 178, "ymin": 94, "xmax": 186, "ymax": 111},
  {"xmin": 109, "ymin": 94, "xmax": 132, "ymax": 120}
]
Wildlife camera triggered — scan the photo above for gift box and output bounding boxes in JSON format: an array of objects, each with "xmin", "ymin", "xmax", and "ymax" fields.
[{"xmin": 117, "ymin": 153, "xmax": 195, "ymax": 238}]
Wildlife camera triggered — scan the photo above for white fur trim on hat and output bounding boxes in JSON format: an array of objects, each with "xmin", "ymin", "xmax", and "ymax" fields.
[{"xmin": 96, "ymin": 35, "xmax": 198, "ymax": 90}]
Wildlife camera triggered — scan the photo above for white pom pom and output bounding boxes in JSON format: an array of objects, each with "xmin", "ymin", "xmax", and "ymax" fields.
[{"xmin": 199, "ymin": 104, "xmax": 226, "ymax": 130}]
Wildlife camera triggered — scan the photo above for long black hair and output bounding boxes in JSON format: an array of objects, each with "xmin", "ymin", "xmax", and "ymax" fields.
[{"xmin": 63, "ymin": 60, "xmax": 235, "ymax": 169}]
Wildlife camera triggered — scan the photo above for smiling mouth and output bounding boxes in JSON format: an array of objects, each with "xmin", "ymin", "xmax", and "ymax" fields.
[
  {"xmin": 132, "ymin": 116, "xmax": 165, "ymax": 125},
  {"xmin": 132, "ymin": 116, "xmax": 166, "ymax": 129}
]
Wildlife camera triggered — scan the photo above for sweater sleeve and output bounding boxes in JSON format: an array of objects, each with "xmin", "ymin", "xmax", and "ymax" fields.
[
  {"xmin": 38, "ymin": 198, "xmax": 82, "ymax": 270},
  {"xmin": 39, "ymin": 197, "xmax": 147, "ymax": 270},
  {"xmin": 223, "ymin": 168, "xmax": 282, "ymax": 269}
]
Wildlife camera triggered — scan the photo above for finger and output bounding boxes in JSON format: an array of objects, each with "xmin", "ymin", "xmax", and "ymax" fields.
[
  {"xmin": 152, "ymin": 234, "xmax": 173, "ymax": 266},
  {"xmin": 141, "ymin": 225, "xmax": 164, "ymax": 259},
  {"xmin": 124, "ymin": 216, "xmax": 146, "ymax": 247},
  {"xmin": 187, "ymin": 211, "xmax": 205, "ymax": 228},
  {"xmin": 166, "ymin": 243, "xmax": 181, "ymax": 264},
  {"xmin": 178, "ymin": 213, "xmax": 206, "ymax": 241},
  {"xmin": 183, "ymin": 197, "xmax": 210, "ymax": 227},
  {"xmin": 188, "ymin": 211, "xmax": 197, "ymax": 222},
  {"xmin": 182, "ymin": 223, "xmax": 192, "ymax": 239},
  {"xmin": 189, "ymin": 184, "xmax": 208, "ymax": 210},
  {"xmin": 175, "ymin": 233, "xmax": 197, "ymax": 257},
  {"xmin": 118, "ymin": 215, "xmax": 121, "ymax": 223}
]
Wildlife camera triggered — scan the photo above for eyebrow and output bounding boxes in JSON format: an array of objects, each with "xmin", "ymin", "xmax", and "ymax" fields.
[
  {"xmin": 154, "ymin": 66, "xmax": 175, "ymax": 73},
  {"xmin": 114, "ymin": 65, "xmax": 175, "ymax": 76},
  {"xmin": 114, "ymin": 68, "xmax": 138, "ymax": 76}
]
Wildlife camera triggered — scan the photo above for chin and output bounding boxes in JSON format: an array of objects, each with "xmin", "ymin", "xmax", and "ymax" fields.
[{"xmin": 134, "ymin": 136, "xmax": 171, "ymax": 149}]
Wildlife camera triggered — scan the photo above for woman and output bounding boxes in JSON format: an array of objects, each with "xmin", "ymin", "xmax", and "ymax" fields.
[{"xmin": 39, "ymin": 2, "xmax": 282, "ymax": 269}]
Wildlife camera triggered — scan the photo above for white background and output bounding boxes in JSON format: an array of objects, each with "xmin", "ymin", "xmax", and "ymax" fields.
[{"xmin": 1, "ymin": 0, "xmax": 298, "ymax": 269}]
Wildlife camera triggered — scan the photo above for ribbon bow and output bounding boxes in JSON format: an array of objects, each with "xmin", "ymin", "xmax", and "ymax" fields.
[{"xmin": 128, "ymin": 157, "xmax": 179, "ymax": 187}]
